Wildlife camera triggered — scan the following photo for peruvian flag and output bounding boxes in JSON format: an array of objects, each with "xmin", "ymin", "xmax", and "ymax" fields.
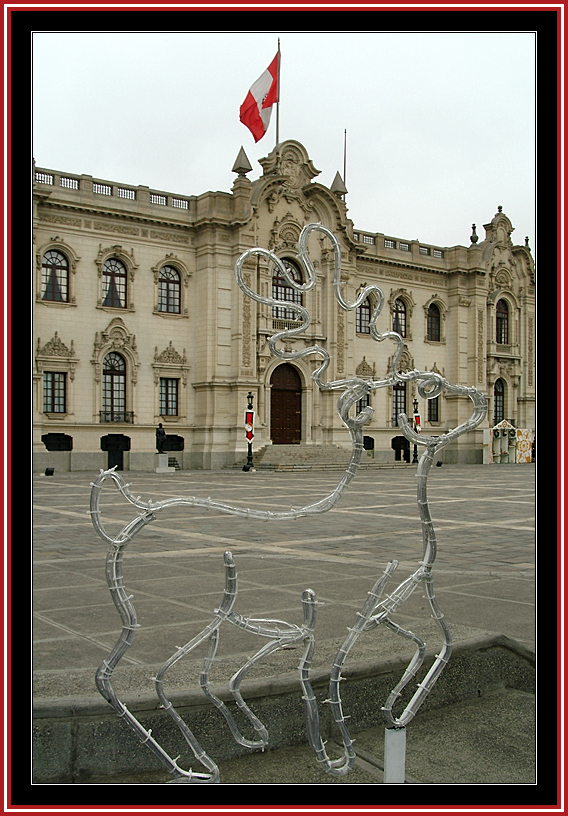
[{"xmin": 239, "ymin": 53, "xmax": 279, "ymax": 142}]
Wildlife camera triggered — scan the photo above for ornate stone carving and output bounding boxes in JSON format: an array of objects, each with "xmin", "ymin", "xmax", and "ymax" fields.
[
  {"xmin": 477, "ymin": 309, "xmax": 484, "ymax": 383},
  {"xmin": 356, "ymin": 356, "xmax": 376, "ymax": 378},
  {"xmin": 154, "ymin": 341, "xmax": 186, "ymax": 365},
  {"xmin": 152, "ymin": 342, "xmax": 190, "ymax": 387},
  {"xmin": 242, "ymin": 273, "xmax": 252, "ymax": 368},
  {"xmin": 35, "ymin": 332, "xmax": 78, "ymax": 380},
  {"xmin": 92, "ymin": 318, "xmax": 139, "ymax": 383},
  {"xmin": 259, "ymin": 141, "xmax": 320, "ymax": 188},
  {"xmin": 37, "ymin": 332, "xmax": 74, "ymax": 359},
  {"xmin": 336, "ymin": 307, "xmax": 345, "ymax": 373}
]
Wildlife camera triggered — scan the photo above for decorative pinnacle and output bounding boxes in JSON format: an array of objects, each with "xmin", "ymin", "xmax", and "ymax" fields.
[
  {"xmin": 232, "ymin": 147, "xmax": 252, "ymax": 177},
  {"xmin": 330, "ymin": 171, "xmax": 348, "ymax": 197}
]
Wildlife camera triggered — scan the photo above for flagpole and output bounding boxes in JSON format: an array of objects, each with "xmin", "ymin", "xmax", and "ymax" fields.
[{"xmin": 276, "ymin": 38, "xmax": 281, "ymax": 146}]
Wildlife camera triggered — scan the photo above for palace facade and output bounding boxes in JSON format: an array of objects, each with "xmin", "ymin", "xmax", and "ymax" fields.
[{"xmin": 32, "ymin": 140, "xmax": 535, "ymax": 471}]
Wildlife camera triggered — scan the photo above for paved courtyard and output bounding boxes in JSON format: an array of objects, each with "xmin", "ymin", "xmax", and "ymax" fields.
[{"xmin": 33, "ymin": 462, "xmax": 535, "ymax": 700}]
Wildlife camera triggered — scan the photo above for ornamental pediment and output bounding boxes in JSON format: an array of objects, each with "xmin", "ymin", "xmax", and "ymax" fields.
[
  {"xmin": 258, "ymin": 140, "xmax": 320, "ymax": 189},
  {"xmin": 154, "ymin": 341, "xmax": 187, "ymax": 365},
  {"xmin": 356, "ymin": 356, "xmax": 376, "ymax": 378},
  {"xmin": 36, "ymin": 331, "xmax": 74, "ymax": 358}
]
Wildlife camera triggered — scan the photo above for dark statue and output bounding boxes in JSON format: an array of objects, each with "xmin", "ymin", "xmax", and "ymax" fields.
[{"xmin": 156, "ymin": 423, "xmax": 166, "ymax": 454}]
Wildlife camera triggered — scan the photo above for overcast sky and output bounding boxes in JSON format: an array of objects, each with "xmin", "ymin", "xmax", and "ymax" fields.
[{"xmin": 32, "ymin": 28, "xmax": 536, "ymax": 255}]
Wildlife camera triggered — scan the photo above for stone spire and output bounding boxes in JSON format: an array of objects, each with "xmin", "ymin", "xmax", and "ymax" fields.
[
  {"xmin": 232, "ymin": 146, "xmax": 252, "ymax": 177},
  {"xmin": 330, "ymin": 171, "xmax": 348, "ymax": 198}
]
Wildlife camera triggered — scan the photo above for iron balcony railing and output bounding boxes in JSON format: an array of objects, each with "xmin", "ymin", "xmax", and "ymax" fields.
[{"xmin": 99, "ymin": 411, "xmax": 135, "ymax": 424}]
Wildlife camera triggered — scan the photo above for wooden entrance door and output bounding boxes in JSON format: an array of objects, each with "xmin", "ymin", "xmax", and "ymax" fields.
[{"xmin": 270, "ymin": 364, "xmax": 302, "ymax": 444}]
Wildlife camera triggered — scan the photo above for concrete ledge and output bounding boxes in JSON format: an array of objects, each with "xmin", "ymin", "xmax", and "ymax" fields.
[{"xmin": 32, "ymin": 633, "xmax": 534, "ymax": 784}]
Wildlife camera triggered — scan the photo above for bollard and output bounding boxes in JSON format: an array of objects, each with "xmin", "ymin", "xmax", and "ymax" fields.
[{"xmin": 384, "ymin": 726, "xmax": 407, "ymax": 783}]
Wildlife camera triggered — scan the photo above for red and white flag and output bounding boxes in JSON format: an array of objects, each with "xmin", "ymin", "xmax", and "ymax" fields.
[{"xmin": 239, "ymin": 53, "xmax": 279, "ymax": 142}]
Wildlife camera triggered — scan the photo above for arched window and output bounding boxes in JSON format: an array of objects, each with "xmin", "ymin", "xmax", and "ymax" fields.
[
  {"xmin": 427, "ymin": 303, "xmax": 440, "ymax": 341},
  {"xmin": 356, "ymin": 298, "xmax": 371, "ymax": 334},
  {"xmin": 102, "ymin": 352, "xmax": 126, "ymax": 422},
  {"xmin": 393, "ymin": 298, "xmax": 407, "ymax": 337},
  {"xmin": 102, "ymin": 258, "xmax": 127, "ymax": 308},
  {"xmin": 494, "ymin": 378, "xmax": 505, "ymax": 425},
  {"xmin": 392, "ymin": 382, "xmax": 406, "ymax": 426},
  {"xmin": 158, "ymin": 266, "xmax": 181, "ymax": 313},
  {"xmin": 496, "ymin": 300, "xmax": 509, "ymax": 344},
  {"xmin": 272, "ymin": 259, "xmax": 303, "ymax": 320},
  {"xmin": 41, "ymin": 250, "xmax": 69, "ymax": 302}
]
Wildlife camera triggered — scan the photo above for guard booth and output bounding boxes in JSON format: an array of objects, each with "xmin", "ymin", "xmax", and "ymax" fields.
[
  {"xmin": 483, "ymin": 420, "xmax": 534, "ymax": 464},
  {"xmin": 41, "ymin": 433, "xmax": 73, "ymax": 475},
  {"xmin": 363, "ymin": 435, "xmax": 375, "ymax": 459},
  {"xmin": 100, "ymin": 434, "xmax": 131, "ymax": 471},
  {"xmin": 391, "ymin": 435, "xmax": 410, "ymax": 463}
]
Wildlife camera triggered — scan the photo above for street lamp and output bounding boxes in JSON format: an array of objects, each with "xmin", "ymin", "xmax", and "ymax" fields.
[
  {"xmin": 412, "ymin": 398, "xmax": 419, "ymax": 464},
  {"xmin": 243, "ymin": 392, "xmax": 255, "ymax": 472}
]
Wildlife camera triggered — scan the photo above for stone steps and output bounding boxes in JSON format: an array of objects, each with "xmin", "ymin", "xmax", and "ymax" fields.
[{"xmin": 230, "ymin": 444, "xmax": 414, "ymax": 471}]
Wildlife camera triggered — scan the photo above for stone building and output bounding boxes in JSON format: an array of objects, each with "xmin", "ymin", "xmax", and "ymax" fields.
[{"xmin": 32, "ymin": 140, "xmax": 535, "ymax": 471}]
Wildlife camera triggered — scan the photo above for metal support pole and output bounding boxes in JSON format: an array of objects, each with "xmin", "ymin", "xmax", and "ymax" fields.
[{"xmin": 384, "ymin": 726, "xmax": 406, "ymax": 783}]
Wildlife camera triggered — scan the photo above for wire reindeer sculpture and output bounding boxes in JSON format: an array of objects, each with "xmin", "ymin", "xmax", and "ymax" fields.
[{"xmin": 89, "ymin": 223, "xmax": 487, "ymax": 783}]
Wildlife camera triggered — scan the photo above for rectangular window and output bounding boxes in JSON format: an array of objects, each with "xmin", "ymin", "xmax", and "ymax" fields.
[
  {"xmin": 357, "ymin": 394, "xmax": 370, "ymax": 414},
  {"xmin": 419, "ymin": 246, "xmax": 431, "ymax": 256},
  {"xmin": 392, "ymin": 383, "xmax": 406, "ymax": 426},
  {"xmin": 399, "ymin": 242, "xmax": 411, "ymax": 252},
  {"xmin": 43, "ymin": 372, "xmax": 66, "ymax": 413},
  {"xmin": 384, "ymin": 239, "xmax": 396, "ymax": 249},
  {"xmin": 428, "ymin": 396, "xmax": 439, "ymax": 422},
  {"xmin": 160, "ymin": 378, "xmax": 179, "ymax": 416},
  {"xmin": 433, "ymin": 249, "xmax": 444, "ymax": 258},
  {"xmin": 363, "ymin": 235, "xmax": 375, "ymax": 245},
  {"xmin": 356, "ymin": 301, "xmax": 371, "ymax": 334}
]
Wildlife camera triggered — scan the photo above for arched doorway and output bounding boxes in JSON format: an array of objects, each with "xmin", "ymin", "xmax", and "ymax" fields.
[{"xmin": 270, "ymin": 364, "xmax": 302, "ymax": 444}]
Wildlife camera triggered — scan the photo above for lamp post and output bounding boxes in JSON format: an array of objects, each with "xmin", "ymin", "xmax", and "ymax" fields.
[
  {"xmin": 243, "ymin": 392, "xmax": 255, "ymax": 472},
  {"xmin": 412, "ymin": 398, "xmax": 419, "ymax": 464}
]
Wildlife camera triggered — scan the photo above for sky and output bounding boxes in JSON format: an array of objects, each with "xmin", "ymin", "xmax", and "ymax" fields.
[{"xmin": 32, "ymin": 27, "xmax": 536, "ymax": 256}]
